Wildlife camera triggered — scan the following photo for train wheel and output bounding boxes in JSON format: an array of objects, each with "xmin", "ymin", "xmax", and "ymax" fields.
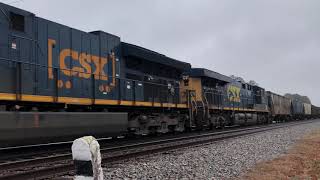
[{"xmin": 218, "ymin": 116, "xmax": 226, "ymax": 129}]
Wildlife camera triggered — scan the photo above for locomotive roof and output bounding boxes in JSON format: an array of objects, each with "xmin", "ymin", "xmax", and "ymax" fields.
[
  {"xmin": 121, "ymin": 42, "xmax": 191, "ymax": 71},
  {"xmin": 0, "ymin": 2, "xmax": 34, "ymax": 16},
  {"xmin": 190, "ymin": 68, "xmax": 232, "ymax": 83}
]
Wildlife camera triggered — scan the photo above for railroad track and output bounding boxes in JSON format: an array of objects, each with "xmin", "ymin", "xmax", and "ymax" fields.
[
  {"xmin": 0, "ymin": 128, "xmax": 228, "ymax": 163},
  {"xmin": 0, "ymin": 120, "xmax": 318, "ymax": 180}
]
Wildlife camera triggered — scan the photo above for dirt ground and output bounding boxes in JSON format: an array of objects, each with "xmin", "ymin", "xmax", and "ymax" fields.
[{"xmin": 242, "ymin": 130, "xmax": 320, "ymax": 180}]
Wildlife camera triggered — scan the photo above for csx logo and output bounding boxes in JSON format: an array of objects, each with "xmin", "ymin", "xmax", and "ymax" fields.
[
  {"xmin": 228, "ymin": 85, "xmax": 241, "ymax": 103},
  {"xmin": 47, "ymin": 39, "xmax": 116, "ymax": 88}
]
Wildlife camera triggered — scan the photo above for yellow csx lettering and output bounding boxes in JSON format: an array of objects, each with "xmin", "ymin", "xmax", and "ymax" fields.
[
  {"xmin": 228, "ymin": 85, "xmax": 241, "ymax": 102},
  {"xmin": 59, "ymin": 49, "xmax": 108, "ymax": 80},
  {"xmin": 48, "ymin": 39, "xmax": 115, "ymax": 81}
]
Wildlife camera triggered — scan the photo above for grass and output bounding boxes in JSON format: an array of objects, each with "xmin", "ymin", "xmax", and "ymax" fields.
[{"xmin": 241, "ymin": 130, "xmax": 320, "ymax": 180}]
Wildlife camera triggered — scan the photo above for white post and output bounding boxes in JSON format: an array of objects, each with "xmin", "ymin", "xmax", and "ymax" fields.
[{"xmin": 72, "ymin": 136, "xmax": 103, "ymax": 180}]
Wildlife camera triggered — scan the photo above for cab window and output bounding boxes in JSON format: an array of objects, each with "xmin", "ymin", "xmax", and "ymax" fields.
[{"xmin": 10, "ymin": 12, "xmax": 25, "ymax": 32}]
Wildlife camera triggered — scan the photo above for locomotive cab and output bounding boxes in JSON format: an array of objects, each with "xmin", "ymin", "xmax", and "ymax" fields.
[
  {"xmin": 252, "ymin": 85, "xmax": 268, "ymax": 111},
  {"xmin": 180, "ymin": 68, "xmax": 232, "ymax": 129}
]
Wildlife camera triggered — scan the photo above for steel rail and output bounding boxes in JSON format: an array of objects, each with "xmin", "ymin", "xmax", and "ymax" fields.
[
  {"xmin": 0, "ymin": 120, "xmax": 317, "ymax": 180},
  {"xmin": 0, "ymin": 122, "xmax": 289, "ymax": 170}
]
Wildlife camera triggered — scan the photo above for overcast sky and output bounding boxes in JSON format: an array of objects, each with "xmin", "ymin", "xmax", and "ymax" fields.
[{"xmin": 2, "ymin": 0, "xmax": 320, "ymax": 105}]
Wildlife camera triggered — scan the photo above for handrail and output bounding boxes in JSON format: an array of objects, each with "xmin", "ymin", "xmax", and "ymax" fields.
[{"xmin": 203, "ymin": 93, "xmax": 209, "ymax": 118}]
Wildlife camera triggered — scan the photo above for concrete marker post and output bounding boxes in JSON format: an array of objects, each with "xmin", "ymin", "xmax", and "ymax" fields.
[{"xmin": 72, "ymin": 136, "xmax": 103, "ymax": 180}]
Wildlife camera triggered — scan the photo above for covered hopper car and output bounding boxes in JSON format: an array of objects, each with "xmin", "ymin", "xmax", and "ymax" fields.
[
  {"xmin": 312, "ymin": 105, "xmax": 320, "ymax": 118},
  {"xmin": 303, "ymin": 103, "xmax": 312, "ymax": 119},
  {"xmin": 267, "ymin": 91, "xmax": 292, "ymax": 122},
  {"xmin": 291, "ymin": 100, "xmax": 304, "ymax": 120}
]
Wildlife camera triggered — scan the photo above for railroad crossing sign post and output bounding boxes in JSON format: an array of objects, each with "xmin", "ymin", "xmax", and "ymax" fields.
[{"xmin": 72, "ymin": 136, "xmax": 103, "ymax": 180}]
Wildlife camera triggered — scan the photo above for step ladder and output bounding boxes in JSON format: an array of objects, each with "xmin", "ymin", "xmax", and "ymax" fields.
[{"xmin": 187, "ymin": 90, "xmax": 210, "ymax": 129}]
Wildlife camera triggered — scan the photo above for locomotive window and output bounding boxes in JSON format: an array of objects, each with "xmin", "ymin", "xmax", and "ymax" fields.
[{"xmin": 10, "ymin": 12, "xmax": 25, "ymax": 32}]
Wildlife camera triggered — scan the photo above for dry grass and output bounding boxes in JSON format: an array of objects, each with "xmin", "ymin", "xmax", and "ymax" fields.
[{"xmin": 242, "ymin": 130, "xmax": 320, "ymax": 180}]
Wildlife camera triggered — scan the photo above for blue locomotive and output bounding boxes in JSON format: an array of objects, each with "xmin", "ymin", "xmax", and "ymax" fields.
[{"xmin": 0, "ymin": 2, "xmax": 315, "ymax": 147}]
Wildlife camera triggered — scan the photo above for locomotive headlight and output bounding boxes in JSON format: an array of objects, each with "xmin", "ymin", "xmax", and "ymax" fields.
[
  {"xmin": 182, "ymin": 75, "xmax": 189, "ymax": 80},
  {"xmin": 182, "ymin": 75, "xmax": 189, "ymax": 86}
]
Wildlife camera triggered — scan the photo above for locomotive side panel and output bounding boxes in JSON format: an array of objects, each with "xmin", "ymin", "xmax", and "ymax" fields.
[
  {"xmin": 0, "ymin": 3, "xmax": 37, "ymax": 97},
  {"xmin": 225, "ymin": 83, "xmax": 241, "ymax": 109},
  {"xmin": 43, "ymin": 22, "xmax": 121, "ymax": 103},
  {"xmin": 0, "ymin": 2, "xmax": 191, "ymax": 109},
  {"xmin": 0, "ymin": 3, "xmax": 122, "ymax": 105},
  {"xmin": 0, "ymin": 111, "xmax": 127, "ymax": 147},
  {"xmin": 253, "ymin": 86, "xmax": 268, "ymax": 112}
]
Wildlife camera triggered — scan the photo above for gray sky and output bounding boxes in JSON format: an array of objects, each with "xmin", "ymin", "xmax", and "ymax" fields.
[{"xmin": 3, "ymin": 0, "xmax": 320, "ymax": 105}]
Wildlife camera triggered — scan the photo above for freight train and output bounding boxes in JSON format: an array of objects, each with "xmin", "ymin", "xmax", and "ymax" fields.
[{"xmin": 0, "ymin": 3, "xmax": 317, "ymax": 147}]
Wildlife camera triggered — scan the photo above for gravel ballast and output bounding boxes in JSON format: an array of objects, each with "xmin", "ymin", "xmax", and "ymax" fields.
[{"xmin": 103, "ymin": 121, "xmax": 320, "ymax": 179}]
